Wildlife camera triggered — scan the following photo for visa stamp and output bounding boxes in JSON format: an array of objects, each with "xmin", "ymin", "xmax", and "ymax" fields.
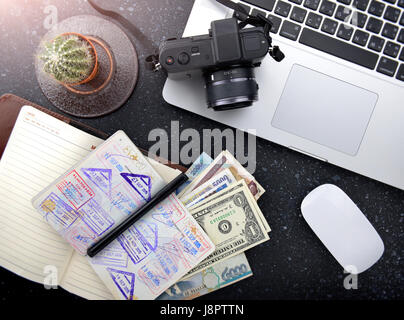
[
  {"xmin": 39, "ymin": 192, "xmax": 78, "ymax": 230},
  {"xmin": 107, "ymin": 267, "xmax": 136, "ymax": 300},
  {"xmin": 137, "ymin": 248, "xmax": 179, "ymax": 295},
  {"xmin": 78, "ymin": 199, "xmax": 115, "ymax": 236},
  {"xmin": 56, "ymin": 170, "xmax": 95, "ymax": 210},
  {"xmin": 109, "ymin": 182, "xmax": 142, "ymax": 216},
  {"xmin": 65, "ymin": 222, "xmax": 97, "ymax": 255},
  {"xmin": 117, "ymin": 222, "xmax": 158, "ymax": 265},
  {"xmin": 91, "ymin": 243, "xmax": 129, "ymax": 268},
  {"xmin": 81, "ymin": 167, "xmax": 112, "ymax": 197},
  {"xmin": 120, "ymin": 173, "xmax": 152, "ymax": 202}
]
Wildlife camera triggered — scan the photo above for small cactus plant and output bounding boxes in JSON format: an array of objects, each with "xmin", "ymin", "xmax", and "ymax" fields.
[{"xmin": 39, "ymin": 33, "xmax": 96, "ymax": 85}]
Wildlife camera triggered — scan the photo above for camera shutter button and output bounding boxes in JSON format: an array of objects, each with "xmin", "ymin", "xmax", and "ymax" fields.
[{"xmin": 178, "ymin": 52, "xmax": 190, "ymax": 65}]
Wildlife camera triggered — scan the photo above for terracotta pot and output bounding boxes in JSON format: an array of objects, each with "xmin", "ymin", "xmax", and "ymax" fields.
[{"xmin": 57, "ymin": 32, "xmax": 99, "ymax": 86}]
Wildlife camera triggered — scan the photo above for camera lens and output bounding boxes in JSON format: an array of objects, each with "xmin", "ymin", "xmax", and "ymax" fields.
[{"xmin": 204, "ymin": 67, "xmax": 258, "ymax": 111}]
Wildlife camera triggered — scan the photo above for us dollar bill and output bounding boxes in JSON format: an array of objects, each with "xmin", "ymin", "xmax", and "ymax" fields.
[
  {"xmin": 157, "ymin": 253, "xmax": 252, "ymax": 300},
  {"xmin": 186, "ymin": 184, "xmax": 269, "ymax": 276},
  {"xmin": 192, "ymin": 180, "xmax": 271, "ymax": 233}
]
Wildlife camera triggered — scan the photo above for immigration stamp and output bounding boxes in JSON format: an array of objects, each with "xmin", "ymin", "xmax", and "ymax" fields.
[
  {"xmin": 39, "ymin": 192, "xmax": 78, "ymax": 230},
  {"xmin": 117, "ymin": 222, "xmax": 158, "ymax": 265},
  {"xmin": 78, "ymin": 199, "xmax": 115, "ymax": 236},
  {"xmin": 107, "ymin": 267, "xmax": 135, "ymax": 300},
  {"xmin": 120, "ymin": 173, "xmax": 152, "ymax": 202},
  {"xmin": 137, "ymin": 248, "xmax": 179, "ymax": 296},
  {"xmin": 56, "ymin": 170, "xmax": 95, "ymax": 210},
  {"xmin": 65, "ymin": 222, "xmax": 97, "ymax": 255},
  {"xmin": 91, "ymin": 243, "xmax": 129, "ymax": 268},
  {"xmin": 81, "ymin": 167, "xmax": 112, "ymax": 198},
  {"xmin": 109, "ymin": 182, "xmax": 142, "ymax": 216}
]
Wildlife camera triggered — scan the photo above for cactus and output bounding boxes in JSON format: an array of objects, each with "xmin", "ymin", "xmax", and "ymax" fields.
[{"xmin": 39, "ymin": 34, "xmax": 96, "ymax": 84}]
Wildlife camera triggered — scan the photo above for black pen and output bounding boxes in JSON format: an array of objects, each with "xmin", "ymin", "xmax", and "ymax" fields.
[{"xmin": 87, "ymin": 172, "xmax": 189, "ymax": 257}]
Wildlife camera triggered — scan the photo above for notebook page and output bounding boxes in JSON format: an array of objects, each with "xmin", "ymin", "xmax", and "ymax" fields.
[
  {"xmin": 0, "ymin": 105, "xmax": 103, "ymax": 284},
  {"xmin": 60, "ymin": 160, "xmax": 183, "ymax": 300}
]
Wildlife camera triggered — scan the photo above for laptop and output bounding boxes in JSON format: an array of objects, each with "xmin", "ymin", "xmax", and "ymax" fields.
[{"xmin": 163, "ymin": 0, "xmax": 404, "ymax": 190}]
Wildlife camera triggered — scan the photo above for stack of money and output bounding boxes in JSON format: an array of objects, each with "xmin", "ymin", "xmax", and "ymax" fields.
[{"xmin": 158, "ymin": 151, "xmax": 271, "ymax": 300}]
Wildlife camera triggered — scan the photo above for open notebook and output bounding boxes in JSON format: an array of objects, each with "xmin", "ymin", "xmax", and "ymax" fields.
[{"xmin": 0, "ymin": 106, "xmax": 182, "ymax": 300}]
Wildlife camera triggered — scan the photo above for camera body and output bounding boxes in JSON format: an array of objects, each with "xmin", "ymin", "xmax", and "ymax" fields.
[{"xmin": 159, "ymin": 18, "xmax": 270, "ymax": 110}]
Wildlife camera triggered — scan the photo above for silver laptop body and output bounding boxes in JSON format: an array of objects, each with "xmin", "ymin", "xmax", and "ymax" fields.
[{"xmin": 163, "ymin": 0, "xmax": 404, "ymax": 190}]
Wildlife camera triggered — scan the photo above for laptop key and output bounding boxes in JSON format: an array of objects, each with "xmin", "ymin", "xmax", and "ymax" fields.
[
  {"xmin": 291, "ymin": 6, "xmax": 308, "ymax": 23},
  {"xmin": 399, "ymin": 29, "xmax": 404, "ymax": 43},
  {"xmin": 306, "ymin": 12, "xmax": 323, "ymax": 28},
  {"xmin": 304, "ymin": 0, "xmax": 321, "ymax": 10},
  {"xmin": 251, "ymin": 8, "xmax": 267, "ymax": 17},
  {"xmin": 382, "ymin": 0, "xmax": 396, "ymax": 3},
  {"xmin": 275, "ymin": 1, "xmax": 292, "ymax": 17},
  {"xmin": 351, "ymin": 11, "xmax": 368, "ymax": 27},
  {"xmin": 399, "ymin": 47, "xmax": 404, "ymax": 61},
  {"xmin": 352, "ymin": 0, "xmax": 370, "ymax": 11},
  {"xmin": 236, "ymin": 2, "xmax": 251, "ymax": 14},
  {"xmin": 320, "ymin": 0, "xmax": 337, "ymax": 16},
  {"xmin": 267, "ymin": 14, "xmax": 283, "ymax": 33},
  {"xmin": 366, "ymin": 17, "xmax": 383, "ymax": 33},
  {"xmin": 289, "ymin": 0, "xmax": 303, "ymax": 4},
  {"xmin": 337, "ymin": 23, "xmax": 354, "ymax": 40},
  {"xmin": 243, "ymin": 0, "xmax": 276, "ymax": 12},
  {"xmin": 400, "ymin": 12, "xmax": 404, "ymax": 26},
  {"xmin": 384, "ymin": 6, "xmax": 400, "ymax": 22},
  {"xmin": 338, "ymin": 0, "xmax": 352, "ymax": 4},
  {"xmin": 368, "ymin": 1, "xmax": 385, "ymax": 17},
  {"xmin": 280, "ymin": 20, "xmax": 302, "ymax": 40},
  {"xmin": 382, "ymin": 23, "xmax": 399, "ymax": 39},
  {"xmin": 397, "ymin": 64, "xmax": 404, "ymax": 81},
  {"xmin": 383, "ymin": 41, "xmax": 401, "ymax": 57},
  {"xmin": 376, "ymin": 56, "xmax": 398, "ymax": 76},
  {"xmin": 299, "ymin": 27, "xmax": 379, "ymax": 69},
  {"xmin": 335, "ymin": 5, "xmax": 352, "ymax": 21},
  {"xmin": 368, "ymin": 35, "xmax": 385, "ymax": 52},
  {"xmin": 353, "ymin": 29, "xmax": 370, "ymax": 45},
  {"xmin": 322, "ymin": 17, "xmax": 339, "ymax": 34},
  {"xmin": 399, "ymin": 0, "xmax": 404, "ymax": 8}
]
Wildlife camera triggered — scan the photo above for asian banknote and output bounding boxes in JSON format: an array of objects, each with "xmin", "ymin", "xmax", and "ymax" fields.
[
  {"xmin": 158, "ymin": 253, "xmax": 252, "ymax": 300},
  {"xmin": 179, "ymin": 150, "xmax": 265, "ymax": 200},
  {"xmin": 176, "ymin": 152, "xmax": 213, "ymax": 195},
  {"xmin": 180, "ymin": 168, "xmax": 236, "ymax": 208}
]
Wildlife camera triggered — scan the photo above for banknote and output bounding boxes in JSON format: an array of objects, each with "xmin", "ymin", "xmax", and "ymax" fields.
[
  {"xmin": 186, "ymin": 183, "xmax": 269, "ymax": 276},
  {"xmin": 157, "ymin": 253, "xmax": 252, "ymax": 300},
  {"xmin": 192, "ymin": 180, "xmax": 271, "ymax": 233},
  {"xmin": 176, "ymin": 152, "xmax": 213, "ymax": 195},
  {"xmin": 180, "ymin": 150, "xmax": 265, "ymax": 200},
  {"xmin": 32, "ymin": 131, "xmax": 215, "ymax": 300},
  {"xmin": 180, "ymin": 168, "xmax": 236, "ymax": 208}
]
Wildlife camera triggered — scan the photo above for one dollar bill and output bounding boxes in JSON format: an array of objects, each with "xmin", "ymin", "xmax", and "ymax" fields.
[
  {"xmin": 192, "ymin": 180, "xmax": 271, "ymax": 233},
  {"xmin": 186, "ymin": 183, "xmax": 269, "ymax": 276}
]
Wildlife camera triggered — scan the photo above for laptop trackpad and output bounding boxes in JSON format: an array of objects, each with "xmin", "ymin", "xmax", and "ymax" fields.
[{"xmin": 271, "ymin": 65, "xmax": 378, "ymax": 156}]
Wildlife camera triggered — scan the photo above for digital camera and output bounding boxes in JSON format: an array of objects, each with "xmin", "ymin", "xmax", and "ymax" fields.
[{"xmin": 158, "ymin": 17, "xmax": 282, "ymax": 111}]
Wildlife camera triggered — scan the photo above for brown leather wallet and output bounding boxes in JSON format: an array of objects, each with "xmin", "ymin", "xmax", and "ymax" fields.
[{"xmin": 0, "ymin": 93, "xmax": 185, "ymax": 172}]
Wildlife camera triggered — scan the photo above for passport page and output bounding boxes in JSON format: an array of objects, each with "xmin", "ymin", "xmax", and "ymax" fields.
[{"xmin": 32, "ymin": 130, "xmax": 215, "ymax": 299}]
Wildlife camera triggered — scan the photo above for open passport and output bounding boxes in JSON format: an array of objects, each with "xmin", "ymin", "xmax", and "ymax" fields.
[
  {"xmin": 0, "ymin": 106, "xmax": 260, "ymax": 300},
  {"xmin": 0, "ymin": 106, "xmax": 216, "ymax": 299}
]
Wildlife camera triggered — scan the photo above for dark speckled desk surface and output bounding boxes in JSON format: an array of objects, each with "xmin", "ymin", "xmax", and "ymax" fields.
[{"xmin": 0, "ymin": 0, "xmax": 402, "ymax": 300}]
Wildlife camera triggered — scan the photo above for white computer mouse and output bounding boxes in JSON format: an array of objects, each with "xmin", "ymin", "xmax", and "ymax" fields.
[{"xmin": 301, "ymin": 184, "xmax": 384, "ymax": 274}]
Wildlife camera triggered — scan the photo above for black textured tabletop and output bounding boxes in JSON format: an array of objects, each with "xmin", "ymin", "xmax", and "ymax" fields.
[{"xmin": 0, "ymin": 0, "xmax": 402, "ymax": 300}]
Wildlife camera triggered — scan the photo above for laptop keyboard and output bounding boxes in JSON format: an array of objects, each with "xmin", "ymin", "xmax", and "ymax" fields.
[{"xmin": 237, "ymin": 0, "xmax": 404, "ymax": 82}]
